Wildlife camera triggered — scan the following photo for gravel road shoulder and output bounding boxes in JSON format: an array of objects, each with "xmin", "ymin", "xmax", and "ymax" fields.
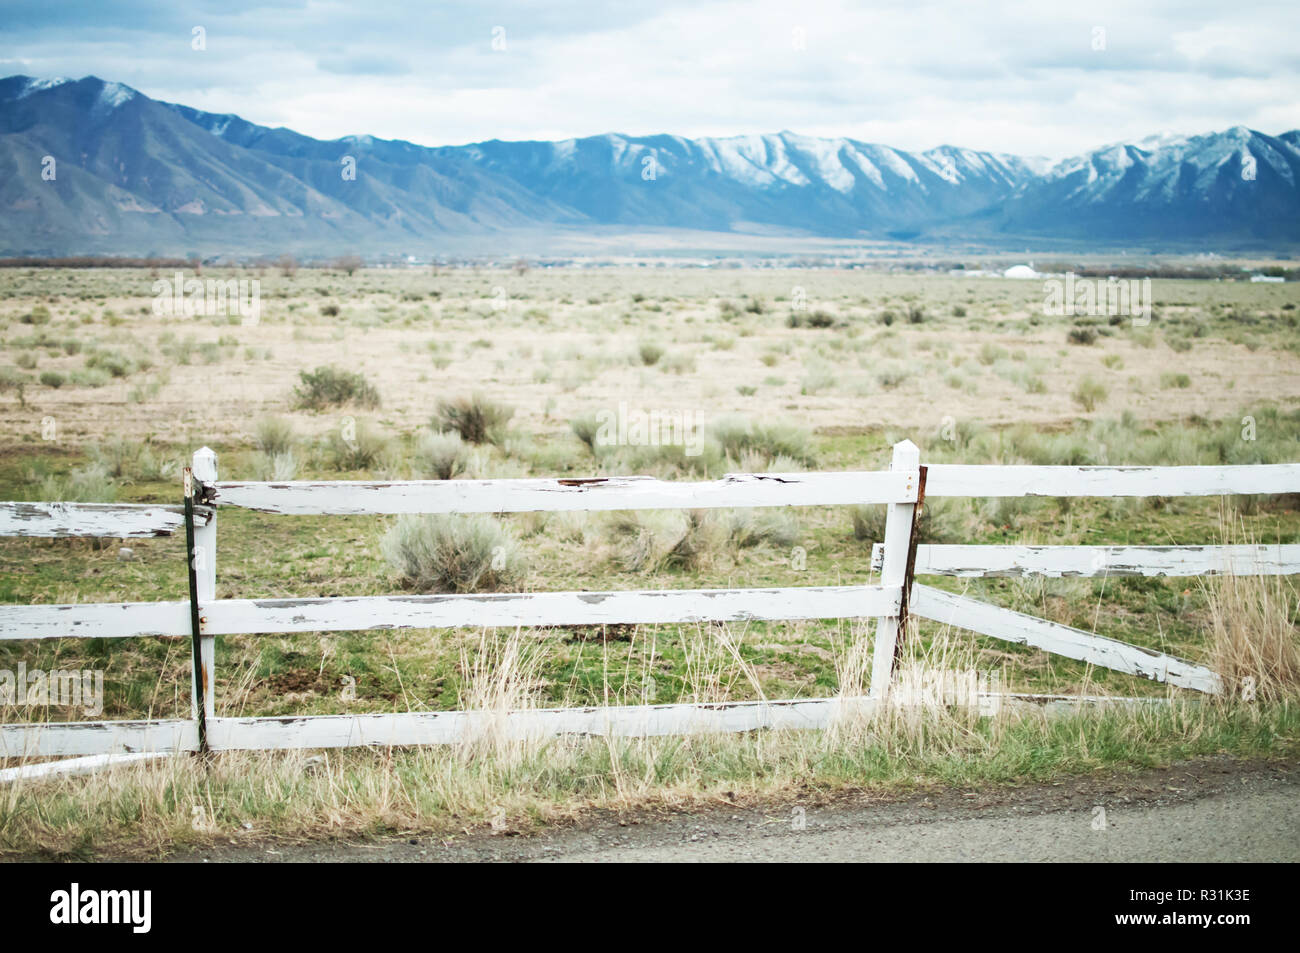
[{"xmin": 158, "ymin": 755, "xmax": 1300, "ymax": 863}]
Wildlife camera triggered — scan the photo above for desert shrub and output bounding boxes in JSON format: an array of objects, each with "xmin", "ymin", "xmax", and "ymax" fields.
[
  {"xmin": 711, "ymin": 415, "xmax": 816, "ymax": 466},
  {"xmin": 725, "ymin": 509, "xmax": 800, "ymax": 549},
  {"xmin": 602, "ymin": 511, "xmax": 716, "ymax": 572},
  {"xmin": 0, "ymin": 366, "xmax": 30, "ymax": 405},
  {"xmin": 39, "ymin": 370, "xmax": 65, "ymax": 388},
  {"xmin": 1072, "ymin": 375, "xmax": 1108, "ymax": 411},
  {"xmin": 382, "ymin": 514, "xmax": 526, "ymax": 593},
  {"xmin": 929, "ymin": 417, "xmax": 987, "ymax": 455},
  {"xmin": 978, "ymin": 495, "xmax": 1042, "ymax": 531},
  {"xmin": 294, "ymin": 365, "xmax": 381, "ymax": 411},
  {"xmin": 1160, "ymin": 372, "xmax": 1192, "ymax": 389},
  {"xmin": 1068, "ymin": 326, "xmax": 1098, "ymax": 345},
  {"xmin": 907, "ymin": 305, "xmax": 926, "ymax": 324},
  {"xmin": 876, "ymin": 364, "xmax": 907, "ymax": 389},
  {"xmin": 659, "ymin": 351, "xmax": 696, "ymax": 374},
  {"xmin": 15, "ymin": 352, "xmax": 37, "ymax": 370},
  {"xmin": 86, "ymin": 349, "xmax": 134, "ymax": 378},
  {"xmin": 662, "ymin": 511, "xmax": 729, "ymax": 569},
  {"xmin": 800, "ymin": 362, "xmax": 836, "ymax": 395},
  {"xmin": 255, "ymin": 417, "xmax": 296, "ymax": 456},
  {"xmin": 621, "ymin": 440, "xmax": 724, "ymax": 479},
  {"xmin": 88, "ymin": 438, "xmax": 177, "ymax": 483},
  {"xmin": 21, "ymin": 305, "xmax": 51, "ymax": 325},
  {"xmin": 849, "ymin": 499, "xmax": 961, "ymax": 545},
  {"xmin": 162, "ymin": 334, "xmax": 199, "ymax": 365},
  {"xmin": 570, "ymin": 413, "xmax": 603, "ymax": 454},
  {"xmin": 434, "ymin": 393, "xmax": 513, "ymax": 445},
  {"xmin": 68, "ymin": 368, "xmax": 109, "ymax": 388},
  {"xmin": 37, "ymin": 462, "xmax": 117, "ymax": 503},
  {"xmin": 414, "ymin": 430, "xmax": 468, "ymax": 480},
  {"xmin": 637, "ymin": 341, "xmax": 664, "ymax": 366},
  {"xmin": 253, "ymin": 450, "xmax": 299, "ymax": 481},
  {"xmin": 1004, "ymin": 425, "xmax": 1102, "ymax": 466},
  {"xmin": 325, "ymin": 419, "xmax": 391, "ymax": 471},
  {"xmin": 787, "ymin": 310, "xmax": 835, "ymax": 329}
]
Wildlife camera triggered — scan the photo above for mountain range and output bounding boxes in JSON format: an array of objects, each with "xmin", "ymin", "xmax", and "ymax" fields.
[{"xmin": 2, "ymin": 74, "xmax": 1298, "ymax": 257}]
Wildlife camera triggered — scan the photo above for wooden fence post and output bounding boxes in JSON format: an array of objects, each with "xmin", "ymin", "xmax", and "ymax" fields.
[
  {"xmin": 191, "ymin": 448, "xmax": 218, "ymax": 726},
  {"xmin": 869, "ymin": 439, "xmax": 921, "ymax": 699}
]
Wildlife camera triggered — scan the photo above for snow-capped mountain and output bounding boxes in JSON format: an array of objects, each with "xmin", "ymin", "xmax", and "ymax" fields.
[
  {"xmin": 1, "ymin": 74, "xmax": 1296, "ymax": 256},
  {"xmin": 993, "ymin": 127, "xmax": 1300, "ymax": 241}
]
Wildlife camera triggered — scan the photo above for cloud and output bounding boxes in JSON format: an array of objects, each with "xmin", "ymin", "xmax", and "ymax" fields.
[
  {"xmin": 317, "ymin": 54, "xmax": 410, "ymax": 76},
  {"xmin": 2, "ymin": 0, "xmax": 1298, "ymax": 157}
]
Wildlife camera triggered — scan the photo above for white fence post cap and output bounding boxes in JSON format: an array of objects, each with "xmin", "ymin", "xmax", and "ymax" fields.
[
  {"xmin": 891, "ymin": 439, "xmax": 920, "ymax": 467},
  {"xmin": 192, "ymin": 447, "xmax": 218, "ymax": 481}
]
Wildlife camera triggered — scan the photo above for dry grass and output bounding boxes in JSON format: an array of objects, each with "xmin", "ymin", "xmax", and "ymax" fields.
[
  {"xmin": 2, "ymin": 595, "xmax": 1297, "ymax": 858},
  {"xmin": 1204, "ymin": 519, "xmax": 1300, "ymax": 702}
]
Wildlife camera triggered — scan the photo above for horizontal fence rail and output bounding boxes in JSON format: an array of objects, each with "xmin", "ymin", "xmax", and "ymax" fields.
[
  {"xmin": 0, "ymin": 601, "xmax": 190, "ymax": 641},
  {"xmin": 0, "ymin": 588, "xmax": 900, "ymax": 641},
  {"xmin": 0, "ymin": 501, "xmax": 211, "ymax": 538},
  {"xmin": 873, "ymin": 543, "xmax": 1300, "ymax": 578},
  {"xmin": 206, "ymin": 470, "xmax": 920, "ymax": 515},
  {"xmin": 3, "ymin": 443, "xmax": 1298, "ymax": 763},
  {"xmin": 924, "ymin": 463, "xmax": 1300, "ymax": 498},
  {"xmin": 200, "ymin": 586, "xmax": 901, "ymax": 635},
  {"xmin": 0, "ymin": 693, "xmax": 1171, "ymax": 758},
  {"xmin": 910, "ymin": 585, "xmax": 1222, "ymax": 693},
  {"xmin": 0, "ymin": 719, "xmax": 198, "ymax": 759}
]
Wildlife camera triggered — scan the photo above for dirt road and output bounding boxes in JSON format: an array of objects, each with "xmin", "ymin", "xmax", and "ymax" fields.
[{"xmin": 163, "ymin": 756, "xmax": 1299, "ymax": 863}]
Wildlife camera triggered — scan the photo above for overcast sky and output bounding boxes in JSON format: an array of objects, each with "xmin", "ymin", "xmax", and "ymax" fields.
[{"xmin": 3, "ymin": 0, "xmax": 1298, "ymax": 158}]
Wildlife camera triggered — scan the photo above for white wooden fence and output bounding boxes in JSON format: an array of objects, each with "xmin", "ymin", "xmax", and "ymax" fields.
[{"xmin": 2, "ymin": 442, "xmax": 1298, "ymax": 758}]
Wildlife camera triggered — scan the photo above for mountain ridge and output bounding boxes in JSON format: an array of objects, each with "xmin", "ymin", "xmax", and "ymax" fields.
[{"xmin": 2, "ymin": 74, "xmax": 1297, "ymax": 256}]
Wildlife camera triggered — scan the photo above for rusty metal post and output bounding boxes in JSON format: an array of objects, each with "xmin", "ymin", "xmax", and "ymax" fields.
[
  {"xmin": 893, "ymin": 463, "xmax": 927, "ymax": 667},
  {"xmin": 189, "ymin": 448, "xmax": 218, "ymax": 749},
  {"xmin": 183, "ymin": 466, "xmax": 208, "ymax": 753}
]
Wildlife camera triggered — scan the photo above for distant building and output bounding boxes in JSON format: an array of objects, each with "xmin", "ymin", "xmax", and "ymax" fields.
[
  {"xmin": 1003, "ymin": 264, "xmax": 1038, "ymax": 279},
  {"xmin": 1250, "ymin": 275, "xmax": 1285, "ymax": 283}
]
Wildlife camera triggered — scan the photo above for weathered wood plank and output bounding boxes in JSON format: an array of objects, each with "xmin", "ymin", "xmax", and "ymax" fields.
[
  {"xmin": 924, "ymin": 463, "xmax": 1300, "ymax": 498},
  {"xmin": 0, "ymin": 692, "xmax": 1169, "ymax": 757},
  {"xmin": 203, "ymin": 585, "xmax": 902, "ymax": 635},
  {"xmin": 910, "ymin": 584, "xmax": 1221, "ymax": 693},
  {"xmin": 206, "ymin": 470, "xmax": 919, "ymax": 515},
  {"xmin": 0, "ymin": 601, "xmax": 191, "ymax": 640},
  {"xmin": 205, "ymin": 699, "xmax": 852, "ymax": 749},
  {"xmin": 0, "ymin": 719, "xmax": 197, "ymax": 757},
  {"xmin": 873, "ymin": 543, "xmax": 1300, "ymax": 578},
  {"xmin": 0, "ymin": 752, "xmax": 171, "ymax": 784},
  {"xmin": 0, "ymin": 501, "xmax": 211, "ymax": 539},
  {"xmin": 204, "ymin": 693, "xmax": 1170, "ymax": 749}
]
